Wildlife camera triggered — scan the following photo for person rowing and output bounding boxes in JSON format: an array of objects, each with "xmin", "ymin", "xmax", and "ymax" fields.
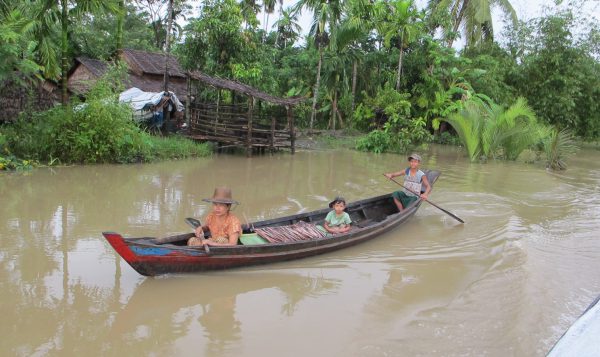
[
  {"xmin": 187, "ymin": 187, "xmax": 242, "ymax": 247},
  {"xmin": 384, "ymin": 153, "xmax": 431, "ymax": 211}
]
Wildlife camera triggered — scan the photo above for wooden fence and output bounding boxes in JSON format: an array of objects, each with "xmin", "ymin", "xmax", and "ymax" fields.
[{"xmin": 187, "ymin": 101, "xmax": 295, "ymax": 156}]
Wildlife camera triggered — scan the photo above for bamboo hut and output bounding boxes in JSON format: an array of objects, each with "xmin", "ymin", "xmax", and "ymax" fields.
[{"xmin": 187, "ymin": 71, "xmax": 306, "ymax": 157}]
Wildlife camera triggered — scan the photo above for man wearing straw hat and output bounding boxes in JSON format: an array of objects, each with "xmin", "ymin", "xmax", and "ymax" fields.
[{"xmin": 188, "ymin": 187, "xmax": 243, "ymax": 247}]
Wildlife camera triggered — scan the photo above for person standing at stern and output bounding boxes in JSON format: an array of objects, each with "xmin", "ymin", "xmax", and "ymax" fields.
[{"xmin": 384, "ymin": 154, "xmax": 431, "ymax": 211}]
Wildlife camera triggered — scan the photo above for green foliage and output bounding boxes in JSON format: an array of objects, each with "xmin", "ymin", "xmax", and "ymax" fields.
[
  {"xmin": 543, "ymin": 128, "xmax": 578, "ymax": 170},
  {"xmin": 351, "ymin": 103, "xmax": 375, "ymax": 131},
  {"xmin": 356, "ymin": 130, "xmax": 397, "ymax": 153},
  {"xmin": 2, "ymin": 65, "xmax": 211, "ymax": 166},
  {"xmin": 352, "ymin": 84, "xmax": 432, "ymax": 153},
  {"xmin": 444, "ymin": 96, "xmax": 547, "ymax": 162},
  {"xmin": 434, "ymin": 131, "xmax": 462, "ymax": 146},
  {"xmin": 144, "ymin": 136, "xmax": 213, "ymax": 160},
  {"xmin": 0, "ymin": 8, "xmax": 42, "ymax": 82},
  {"xmin": 461, "ymin": 44, "xmax": 517, "ymax": 106},
  {"xmin": 70, "ymin": 3, "xmax": 157, "ymax": 59},
  {"xmin": 510, "ymin": 9, "xmax": 600, "ymax": 139},
  {"xmin": 0, "ymin": 154, "xmax": 36, "ymax": 171}
]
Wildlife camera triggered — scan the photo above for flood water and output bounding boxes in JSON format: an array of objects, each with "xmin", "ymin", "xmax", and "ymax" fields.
[{"xmin": 1, "ymin": 145, "xmax": 599, "ymax": 356}]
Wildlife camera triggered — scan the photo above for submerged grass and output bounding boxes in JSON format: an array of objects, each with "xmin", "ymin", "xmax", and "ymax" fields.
[{"xmin": 145, "ymin": 135, "xmax": 213, "ymax": 161}]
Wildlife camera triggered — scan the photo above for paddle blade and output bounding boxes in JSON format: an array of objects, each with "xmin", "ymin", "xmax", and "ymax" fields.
[{"xmin": 185, "ymin": 217, "xmax": 202, "ymax": 229}]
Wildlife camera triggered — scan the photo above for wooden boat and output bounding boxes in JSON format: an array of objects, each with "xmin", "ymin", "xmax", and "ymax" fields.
[
  {"xmin": 547, "ymin": 295, "xmax": 600, "ymax": 356},
  {"xmin": 103, "ymin": 170, "xmax": 441, "ymax": 276}
]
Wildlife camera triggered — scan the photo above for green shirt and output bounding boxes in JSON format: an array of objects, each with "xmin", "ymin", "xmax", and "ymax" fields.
[{"xmin": 325, "ymin": 211, "xmax": 352, "ymax": 227}]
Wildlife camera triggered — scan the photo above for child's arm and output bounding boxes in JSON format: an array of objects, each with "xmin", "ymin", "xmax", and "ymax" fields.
[
  {"xmin": 384, "ymin": 170, "xmax": 407, "ymax": 179},
  {"xmin": 323, "ymin": 221, "xmax": 339, "ymax": 233},
  {"xmin": 338, "ymin": 225, "xmax": 351, "ymax": 233},
  {"xmin": 420, "ymin": 175, "xmax": 431, "ymax": 200}
]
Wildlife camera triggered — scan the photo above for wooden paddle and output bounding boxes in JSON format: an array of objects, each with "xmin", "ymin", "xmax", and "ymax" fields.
[
  {"xmin": 184, "ymin": 217, "xmax": 211, "ymax": 253},
  {"xmin": 185, "ymin": 217, "xmax": 202, "ymax": 229},
  {"xmin": 384, "ymin": 174, "xmax": 465, "ymax": 223}
]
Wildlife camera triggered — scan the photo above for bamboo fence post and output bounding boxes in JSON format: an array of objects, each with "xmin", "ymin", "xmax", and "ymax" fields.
[
  {"xmin": 287, "ymin": 105, "xmax": 295, "ymax": 154},
  {"xmin": 247, "ymin": 96, "xmax": 254, "ymax": 157},
  {"xmin": 185, "ymin": 75, "xmax": 191, "ymax": 134},
  {"xmin": 270, "ymin": 106, "xmax": 276, "ymax": 152}
]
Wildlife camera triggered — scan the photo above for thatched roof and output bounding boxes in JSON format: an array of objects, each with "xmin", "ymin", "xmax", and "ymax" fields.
[
  {"xmin": 122, "ymin": 49, "xmax": 185, "ymax": 78},
  {"xmin": 73, "ymin": 57, "xmax": 108, "ymax": 77},
  {"xmin": 68, "ymin": 53, "xmax": 188, "ymax": 98},
  {"xmin": 68, "ymin": 51, "xmax": 305, "ymax": 105},
  {"xmin": 188, "ymin": 71, "xmax": 306, "ymax": 106}
]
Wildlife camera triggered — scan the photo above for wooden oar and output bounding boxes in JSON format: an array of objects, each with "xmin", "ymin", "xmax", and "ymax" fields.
[
  {"xmin": 184, "ymin": 217, "xmax": 210, "ymax": 254},
  {"xmin": 185, "ymin": 217, "xmax": 202, "ymax": 229},
  {"xmin": 384, "ymin": 174, "xmax": 465, "ymax": 223}
]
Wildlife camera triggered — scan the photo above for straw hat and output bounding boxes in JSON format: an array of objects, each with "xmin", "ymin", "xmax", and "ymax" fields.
[
  {"xmin": 202, "ymin": 187, "xmax": 239, "ymax": 205},
  {"xmin": 408, "ymin": 153, "xmax": 422, "ymax": 162}
]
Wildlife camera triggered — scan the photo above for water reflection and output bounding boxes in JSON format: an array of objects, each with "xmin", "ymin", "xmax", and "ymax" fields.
[{"xmin": 110, "ymin": 272, "xmax": 339, "ymax": 356}]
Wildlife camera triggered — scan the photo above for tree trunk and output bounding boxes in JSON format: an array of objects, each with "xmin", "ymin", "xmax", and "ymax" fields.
[
  {"xmin": 448, "ymin": 0, "xmax": 468, "ymax": 48},
  {"xmin": 115, "ymin": 0, "xmax": 125, "ymax": 59},
  {"xmin": 163, "ymin": 0, "xmax": 173, "ymax": 92},
  {"xmin": 274, "ymin": 3, "xmax": 283, "ymax": 48},
  {"xmin": 351, "ymin": 59, "xmax": 358, "ymax": 113},
  {"xmin": 60, "ymin": 0, "xmax": 68, "ymax": 105},
  {"xmin": 395, "ymin": 45, "xmax": 404, "ymax": 91},
  {"xmin": 309, "ymin": 43, "xmax": 323, "ymax": 133}
]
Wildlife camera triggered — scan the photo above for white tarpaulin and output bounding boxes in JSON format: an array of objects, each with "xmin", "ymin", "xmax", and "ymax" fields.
[{"xmin": 119, "ymin": 87, "xmax": 184, "ymax": 122}]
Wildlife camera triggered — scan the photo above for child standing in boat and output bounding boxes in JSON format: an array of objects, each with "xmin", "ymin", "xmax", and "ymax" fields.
[
  {"xmin": 384, "ymin": 153, "xmax": 431, "ymax": 211},
  {"xmin": 319, "ymin": 196, "xmax": 352, "ymax": 234},
  {"xmin": 188, "ymin": 187, "xmax": 242, "ymax": 247}
]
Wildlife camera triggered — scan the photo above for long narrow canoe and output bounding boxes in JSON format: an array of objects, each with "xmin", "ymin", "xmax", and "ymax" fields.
[{"xmin": 103, "ymin": 170, "xmax": 440, "ymax": 276}]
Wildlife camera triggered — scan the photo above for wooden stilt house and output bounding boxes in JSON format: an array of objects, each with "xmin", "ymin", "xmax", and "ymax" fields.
[{"xmin": 186, "ymin": 71, "xmax": 306, "ymax": 157}]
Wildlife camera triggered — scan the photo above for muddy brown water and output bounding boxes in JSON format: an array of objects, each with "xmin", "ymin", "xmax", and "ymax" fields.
[{"xmin": 1, "ymin": 145, "xmax": 599, "ymax": 356}]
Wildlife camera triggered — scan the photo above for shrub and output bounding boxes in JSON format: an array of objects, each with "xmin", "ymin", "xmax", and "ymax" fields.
[{"xmin": 2, "ymin": 64, "xmax": 212, "ymax": 166}]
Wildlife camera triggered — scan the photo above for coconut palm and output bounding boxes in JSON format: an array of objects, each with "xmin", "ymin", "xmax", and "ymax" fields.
[
  {"xmin": 240, "ymin": 0, "xmax": 261, "ymax": 29},
  {"xmin": 273, "ymin": 7, "xmax": 301, "ymax": 48},
  {"xmin": 338, "ymin": 0, "xmax": 376, "ymax": 112},
  {"xmin": 262, "ymin": 0, "xmax": 278, "ymax": 34},
  {"xmin": 375, "ymin": 0, "xmax": 423, "ymax": 91},
  {"xmin": 429, "ymin": 0, "xmax": 517, "ymax": 47},
  {"xmin": 293, "ymin": 0, "xmax": 343, "ymax": 131}
]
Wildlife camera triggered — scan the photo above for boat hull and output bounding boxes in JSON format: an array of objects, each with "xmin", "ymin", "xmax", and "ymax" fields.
[{"xmin": 103, "ymin": 171, "xmax": 440, "ymax": 276}]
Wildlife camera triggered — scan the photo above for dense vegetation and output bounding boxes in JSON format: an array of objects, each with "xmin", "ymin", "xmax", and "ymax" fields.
[
  {"xmin": 1, "ymin": 0, "xmax": 598, "ymax": 169},
  {"xmin": 0, "ymin": 65, "xmax": 211, "ymax": 167}
]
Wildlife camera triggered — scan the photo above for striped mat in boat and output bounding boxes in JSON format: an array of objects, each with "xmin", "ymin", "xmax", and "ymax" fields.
[{"xmin": 254, "ymin": 221, "xmax": 326, "ymax": 243}]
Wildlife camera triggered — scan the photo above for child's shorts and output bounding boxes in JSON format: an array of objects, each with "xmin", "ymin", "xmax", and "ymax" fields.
[{"xmin": 392, "ymin": 191, "xmax": 418, "ymax": 208}]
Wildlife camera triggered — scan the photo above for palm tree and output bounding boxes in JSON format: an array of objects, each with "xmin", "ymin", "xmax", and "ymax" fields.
[
  {"xmin": 544, "ymin": 128, "xmax": 577, "ymax": 170},
  {"xmin": 163, "ymin": 0, "xmax": 173, "ymax": 92},
  {"xmin": 0, "ymin": 5, "xmax": 43, "ymax": 82},
  {"xmin": 338, "ymin": 0, "xmax": 375, "ymax": 113},
  {"xmin": 240, "ymin": 0, "xmax": 261, "ymax": 29},
  {"xmin": 429, "ymin": 0, "xmax": 517, "ymax": 47},
  {"xmin": 375, "ymin": 0, "xmax": 422, "ymax": 91},
  {"xmin": 273, "ymin": 7, "xmax": 301, "ymax": 48},
  {"xmin": 33, "ymin": 0, "xmax": 119, "ymax": 104},
  {"xmin": 115, "ymin": 0, "xmax": 125, "ymax": 58},
  {"xmin": 262, "ymin": 0, "xmax": 277, "ymax": 34},
  {"xmin": 445, "ymin": 96, "xmax": 543, "ymax": 162},
  {"xmin": 293, "ymin": 0, "xmax": 343, "ymax": 132}
]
